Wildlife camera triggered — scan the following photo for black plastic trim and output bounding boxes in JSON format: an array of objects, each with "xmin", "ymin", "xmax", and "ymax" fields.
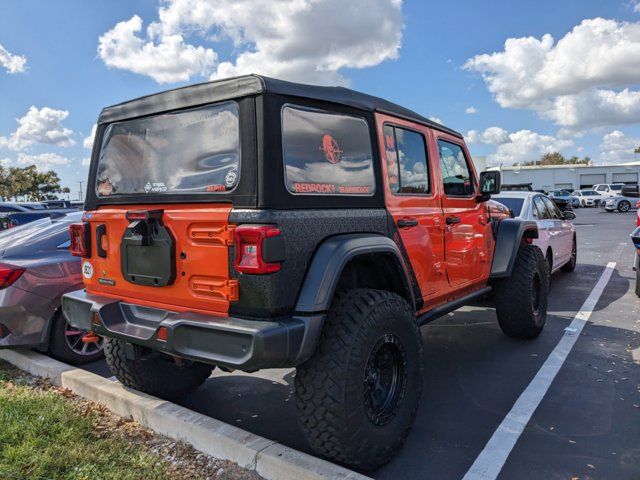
[
  {"xmin": 417, "ymin": 286, "xmax": 491, "ymax": 326},
  {"xmin": 61, "ymin": 289, "xmax": 323, "ymax": 370},
  {"xmin": 489, "ymin": 218, "xmax": 539, "ymax": 279},
  {"xmin": 96, "ymin": 224, "xmax": 107, "ymax": 258},
  {"xmin": 295, "ymin": 233, "xmax": 416, "ymax": 313}
]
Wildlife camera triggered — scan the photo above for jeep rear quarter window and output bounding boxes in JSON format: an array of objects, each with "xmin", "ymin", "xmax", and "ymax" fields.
[
  {"xmin": 282, "ymin": 106, "xmax": 375, "ymax": 195},
  {"xmin": 95, "ymin": 102, "xmax": 240, "ymax": 196}
]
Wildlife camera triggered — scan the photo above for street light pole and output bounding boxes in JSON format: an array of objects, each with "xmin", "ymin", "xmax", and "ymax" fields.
[{"xmin": 78, "ymin": 180, "xmax": 84, "ymax": 201}]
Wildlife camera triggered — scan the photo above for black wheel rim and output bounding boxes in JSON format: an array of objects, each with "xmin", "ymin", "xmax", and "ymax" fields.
[
  {"xmin": 531, "ymin": 273, "xmax": 541, "ymax": 314},
  {"xmin": 363, "ymin": 334, "xmax": 407, "ymax": 426}
]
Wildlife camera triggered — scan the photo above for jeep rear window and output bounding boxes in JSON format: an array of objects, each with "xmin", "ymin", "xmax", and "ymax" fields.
[
  {"xmin": 95, "ymin": 102, "xmax": 240, "ymax": 197},
  {"xmin": 282, "ymin": 106, "xmax": 375, "ymax": 196}
]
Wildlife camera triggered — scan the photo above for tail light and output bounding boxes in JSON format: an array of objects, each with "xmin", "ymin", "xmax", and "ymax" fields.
[
  {"xmin": 234, "ymin": 225, "xmax": 283, "ymax": 274},
  {"xmin": 69, "ymin": 223, "xmax": 92, "ymax": 257},
  {"xmin": 0, "ymin": 263, "xmax": 25, "ymax": 290}
]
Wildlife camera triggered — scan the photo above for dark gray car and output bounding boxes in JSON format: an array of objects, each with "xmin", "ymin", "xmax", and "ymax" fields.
[{"xmin": 0, "ymin": 211, "xmax": 103, "ymax": 364}]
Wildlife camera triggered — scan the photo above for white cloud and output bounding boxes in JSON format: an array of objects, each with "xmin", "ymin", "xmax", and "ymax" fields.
[
  {"xmin": 0, "ymin": 106, "xmax": 75, "ymax": 150},
  {"xmin": 16, "ymin": 152, "xmax": 71, "ymax": 170},
  {"xmin": 98, "ymin": 0, "xmax": 403, "ymax": 85},
  {"xmin": 0, "ymin": 43, "xmax": 27, "ymax": 74},
  {"xmin": 428, "ymin": 116, "xmax": 443, "ymax": 124},
  {"xmin": 465, "ymin": 106, "xmax": 477, "ymax": 114},
  {"xmin": 465, "ymin": 18, "xmax": 640, "ymax": 129},
  {"xmin": 541, "ymin": 88, "xmax": 640, "ymax": 129},
  {"xmin": 98, "ymin": 15, "xmax": 217, "ymax": 84},
  {"xmin": 465, "ymin": 126, "xmax": 509, "ymax": 145},
  {"xmin": 81, "ymin": 157, "xmax": 91, "ymax": 167},
  {"xmin": 600, "ymin": 130, "xmax": 640, "ymax": 163},
  {"xmin": 635, "ymin": 2, "xmax": 640, "ymax": 13},
  {"xmin": 489, "ymin": 130, "xmax": 573, "ymax": 165},
  {"xmin": 0, "ymin": 158, "xmax": 11, "ymax": 167},
  {"xmin": 467, "ymin": 128, "xmax": 573, "ymax": 166},
  {"xmin": 83, "ymin": 125, "xmax": 97, "ymax": 149}
]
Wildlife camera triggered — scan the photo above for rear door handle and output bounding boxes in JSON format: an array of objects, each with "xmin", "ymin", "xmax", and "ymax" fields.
[
  {"xmin": 397, "ymin": 218, "xmax": 419, "ymax": 228},
  {"xmin": 446, "ymin": 216, "xmax": 461, "ymax": 225}
]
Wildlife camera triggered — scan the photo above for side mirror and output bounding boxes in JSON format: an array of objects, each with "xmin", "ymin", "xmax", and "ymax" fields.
[
  {"xmin": 622, "ymin": 185, "xmax": 639, "ymax": 198},
  {"xmin": 562, "ymin": 210, "xmax": 576, "ymax": 221},
  {"xmin": 477, "ymin": 171, "xmax": 501, "ymax": 202}
]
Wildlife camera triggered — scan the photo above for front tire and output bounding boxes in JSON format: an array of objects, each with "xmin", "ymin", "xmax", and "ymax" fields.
[
  {"xmin": 618, "ymin": 201, "xmax": 631, "ymax": 212},
  {"xmin": 494, "ymin": 245, "xmax": 549, "ymax": 339},
  {"xmin": 295, "ymin": 289, "xmax": 423, "ymax": 471},
  {"xmin": 104, "ymin": 338, "xmax": 214, "ymax": 400}
]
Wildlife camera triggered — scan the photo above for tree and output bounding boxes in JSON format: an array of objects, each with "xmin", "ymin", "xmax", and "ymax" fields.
[
  {"xmin": 635, "ymin": 147, "xmax": 640, "ymax": 161},
  {"xmin": 540, "ymin": 152, "xmax": 566, "ymax": 165},
  {"xmin": 0, "ymin": 165, "xmax": 62, "ymax": 200}
]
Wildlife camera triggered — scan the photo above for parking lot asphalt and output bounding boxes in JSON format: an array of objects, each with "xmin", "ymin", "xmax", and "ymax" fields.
[{"xmin": 79, "ymin": 207, "xmax": 640, "ymax": 480}]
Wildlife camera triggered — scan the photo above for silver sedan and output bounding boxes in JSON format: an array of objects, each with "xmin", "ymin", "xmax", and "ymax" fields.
[{"xmin": 0, "ymin": 211, "xmax": 103, "ymax": 364}]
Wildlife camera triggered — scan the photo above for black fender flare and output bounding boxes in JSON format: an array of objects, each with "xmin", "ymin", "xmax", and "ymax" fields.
[
  {"xmin": 490, "ymin": 218, "xmax": 539, "ymax": 279},
  {"xmin": 295, "ymin": 233, "xmax": 416, "ymax": 313}
]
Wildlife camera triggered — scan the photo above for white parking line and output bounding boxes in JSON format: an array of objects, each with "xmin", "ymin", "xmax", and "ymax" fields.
[{"xmin": 462, "ymin": 262, "xmax": 617, "ymax": 480}]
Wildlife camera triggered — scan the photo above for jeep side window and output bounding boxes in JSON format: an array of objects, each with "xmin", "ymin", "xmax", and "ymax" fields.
[
  {"xmin": 437, "ymin": 140, "xmax": 475, "ymax": 197},
  {"xmin": 533, "ymin": 196, "xmax": 551, "ymax": 219},
  {"xmin": 282, "ymin": 106, "xmax": 375, "ymax": 196},
  {"xmin": 383, "ymin": 125, "xmax": 429, "ymax": 195}
]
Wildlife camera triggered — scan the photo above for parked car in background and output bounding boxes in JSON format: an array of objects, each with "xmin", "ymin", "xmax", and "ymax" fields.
[
  {"xmin": 547, "ymin": 189, "xmax": 574, "ymax": 212},
  {"xmin": 592, "ymin": 183, "xmax": 625, "ymax": 198},
  {"xmin": 493, "ymin": 192, "xmax": 577, "ymax": 274},
  {"xmin": 0, "ymin": 211, "xmax": 103, "ymax": 364},
  {"xmin": 602, "ymin": 194, "xmax": 638, "ymax": 212},
  {"xmin": 0, "ymin": 202, "xmax": 77, "ymax": 231},
  {"xmin": 501, "ymin": 183, "xmax": 533, "ymax": 192},
  {"xmin": 572, "ymin": 189, "xmax": 603, "ymax": 207}
]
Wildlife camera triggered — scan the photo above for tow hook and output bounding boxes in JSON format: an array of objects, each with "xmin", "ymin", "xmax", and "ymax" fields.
[{"xmin": 81, "ymin": 332, "xmax": 100, "ymax": 343}]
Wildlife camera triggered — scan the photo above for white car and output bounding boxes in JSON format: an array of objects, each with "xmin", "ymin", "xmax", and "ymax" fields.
[
  {"xmin": 572, "ymin": 189, "xmax": 604, "ymax": 207},
  {"xmin": 493, "ymin": 192, "xmax": 577, "ymax": 274},
  {"xmin": 592, "ymin": 183, "xmax": 625, "ymax": 198}
]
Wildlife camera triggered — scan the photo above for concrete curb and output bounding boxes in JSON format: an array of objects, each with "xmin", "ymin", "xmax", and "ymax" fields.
[{"xmin": 0, "ymin": 349, "xmax": 371, "ymax": 480}]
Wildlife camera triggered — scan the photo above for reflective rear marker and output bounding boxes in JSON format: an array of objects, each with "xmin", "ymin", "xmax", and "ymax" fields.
[{"xmin": 463, "ymin": 262, "xmax": 616, "ymax": 480}]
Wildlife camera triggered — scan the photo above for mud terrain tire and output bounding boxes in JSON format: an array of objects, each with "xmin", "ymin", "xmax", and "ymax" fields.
[
  {"xmin": 495, "ymin": 244, "xmax": 549, "ymax": 339},
  {"xmin": 104, "ymin": 338, "xmax": 214, "ymax": 399},
  {"xmin": 295, "ymin": 289, "xmax": 423, "ymax": 471}
]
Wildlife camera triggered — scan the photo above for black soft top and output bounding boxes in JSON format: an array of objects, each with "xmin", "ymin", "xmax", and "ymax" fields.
[{"xmin": 98, "ymin": 74, "xmax": 462, "ymax": 138}]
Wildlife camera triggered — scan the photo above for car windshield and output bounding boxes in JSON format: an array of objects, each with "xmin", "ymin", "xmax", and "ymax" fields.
[
  {"xmin": 494, "ymin": 197, "xmax": 524, "ymax": 216},
  {"xmin": 96, "ymin": 102, "xmax": 240, "ymax": 197}
]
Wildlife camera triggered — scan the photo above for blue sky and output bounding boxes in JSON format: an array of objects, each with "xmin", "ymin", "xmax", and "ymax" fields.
[{"xmin": 1, "ymin": 0, "xmax": 640, "ymax": 199}]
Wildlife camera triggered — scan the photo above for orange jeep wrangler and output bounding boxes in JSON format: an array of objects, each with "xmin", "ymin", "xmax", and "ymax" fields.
[{"xmin": 63, "ymin": 75, "xmax": 548, "ymax": 470}]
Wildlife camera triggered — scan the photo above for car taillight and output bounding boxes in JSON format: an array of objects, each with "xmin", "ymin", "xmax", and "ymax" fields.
[
  {"xmin": 234, "ymin": 225, "xmax": 283, "ymax": 274},
  {"xmin": 69, "ymin": 222, "xmax": 91, "ymax": 257},
  {"xmin": 0, "ymin": 263, "xmax": 25, "ymax": 290}
]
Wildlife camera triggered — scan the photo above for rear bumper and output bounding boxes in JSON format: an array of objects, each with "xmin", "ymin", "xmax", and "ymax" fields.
[{"xmin": 62, "ymin": 289, "xmax": 324, "ymax": 371}]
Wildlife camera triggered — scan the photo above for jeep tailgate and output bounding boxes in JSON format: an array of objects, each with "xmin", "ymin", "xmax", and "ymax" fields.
[{"xmin": 82, "ymin": 204, "xmax": 237, "ymax": 316}]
